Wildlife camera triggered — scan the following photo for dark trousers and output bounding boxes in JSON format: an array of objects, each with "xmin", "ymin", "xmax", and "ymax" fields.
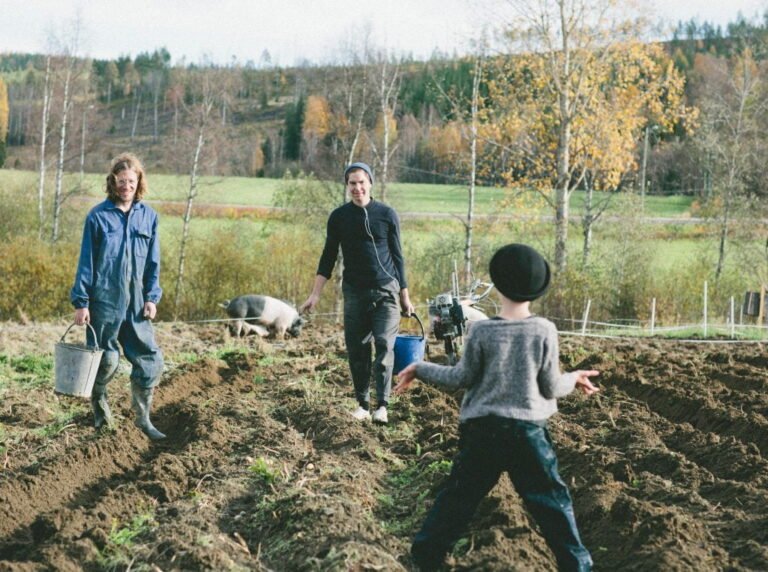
[
  {"xmin": 342, "ymin": 280, "xmax": 400, "ymax": 409},
  {"xmin": 411, "ymin": 416, "xmax": 592, "ymax": 571}
]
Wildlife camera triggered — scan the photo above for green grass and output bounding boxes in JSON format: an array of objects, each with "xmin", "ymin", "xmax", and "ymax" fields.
[
  {"xmin": 0, "ymin": 169, "xmax": 694, "ymax": 218},
  {"xmin": 248, "ymin": 456, "xmax": 280, "ymax": 484},
  {"xmin": 99, "ymin": 509, "xmax": 156, "ymax": 568},
  {"xmin": 379, "ymin": 459, "xmax": 453, "ymax": 536},
  {"xmin": 0, "ymin": 354, "xmax": 54, "ymax": 389}
]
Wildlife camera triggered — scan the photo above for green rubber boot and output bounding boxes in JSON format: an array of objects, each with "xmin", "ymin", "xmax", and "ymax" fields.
[
  {"xmin": 131, "ymin": 382, "xmax": 166, "ymax": 440},
  {"xmin": 91, "ymin": 382, "xmax": 113, "ymax": 429}
]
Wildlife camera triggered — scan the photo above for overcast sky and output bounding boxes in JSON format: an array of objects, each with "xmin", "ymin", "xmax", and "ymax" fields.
[{"xmin": 1, "ymin": 0, "xmax": 766, "ymax": 66}]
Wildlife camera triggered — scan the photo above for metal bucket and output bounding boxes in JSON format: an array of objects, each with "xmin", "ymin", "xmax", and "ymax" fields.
[
  {"xmin": 54, "ymin": 323, "xmax": 103, "ymax": 397},
  {"xmin": 394, "ymin": 313, "xmax": 426, "ymax": 374}
]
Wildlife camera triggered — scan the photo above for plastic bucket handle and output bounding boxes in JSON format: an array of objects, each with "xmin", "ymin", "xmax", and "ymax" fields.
[
  {"xmin": 402, "ymin": 312, "xmax": 425, "ymax": 340},
  {"xmin": 60, "ymin": 322, "xmax": 101, "ymax": 350}
]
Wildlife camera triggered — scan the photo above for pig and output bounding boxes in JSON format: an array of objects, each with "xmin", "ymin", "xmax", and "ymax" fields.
[{"xmin": 219, "ymin": 295, "xmax": 306, "ymax": 339}]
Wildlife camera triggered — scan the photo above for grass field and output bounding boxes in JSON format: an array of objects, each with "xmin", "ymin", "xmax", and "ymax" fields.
[{"xmin": 0, "ymin": 169, "xmax": 695, "ymax": 217}]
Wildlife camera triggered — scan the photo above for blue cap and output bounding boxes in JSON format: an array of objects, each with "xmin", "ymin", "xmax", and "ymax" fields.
[{"xmin": 344, "ymin": 162, "xmax": 374, "ymax": 184}]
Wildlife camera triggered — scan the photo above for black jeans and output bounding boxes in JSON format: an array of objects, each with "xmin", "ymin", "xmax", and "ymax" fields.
[
  {"xmin": 342, "ymin": 279, "xmax": 400, "ymax": 409},
  {"xmin": 411, "ymin": 416, "xmax": 592, "ymax": 571}
]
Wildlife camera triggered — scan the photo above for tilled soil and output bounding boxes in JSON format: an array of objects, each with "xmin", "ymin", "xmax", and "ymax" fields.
[{"xmin": 1, "ymin": 321, "xmax": 767, "ymax": 571}]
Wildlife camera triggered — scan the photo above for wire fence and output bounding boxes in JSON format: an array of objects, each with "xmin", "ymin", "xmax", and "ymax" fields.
[{"xmin": 4, "ymin": 282, "xmax": 768, "ymax": 349}]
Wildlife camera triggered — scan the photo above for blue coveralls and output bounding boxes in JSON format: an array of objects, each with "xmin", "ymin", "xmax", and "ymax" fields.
[{"xmin": 70, "ymin": 199, "xmax": 163, "ymax": 390}]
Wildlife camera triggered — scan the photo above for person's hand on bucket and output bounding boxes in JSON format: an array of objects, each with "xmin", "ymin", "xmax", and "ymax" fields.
[
  {"xmin": 394, "ymin": 363, "xmax": 418, "ymax": 394},
  {"xmin": 74, "ymin": 307, "xmax": 90, "ymax": 326},
  {"xmin": 143, "ymin": 301, "xmax": 157, "ymax": 320}
]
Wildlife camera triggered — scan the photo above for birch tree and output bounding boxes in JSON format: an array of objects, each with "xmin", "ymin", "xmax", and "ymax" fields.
[
  {"xmin": 325, "ymin": 30, "xmax": 373, "ymax": 176},
  {"xmin": 173, "ymin": 67, "xmax": 230, "ymax": 317},
  {"xmin": 51, "ymin": 24, "xmax": 87, "ymax": 243},
  {"xmin": 36, "ymin": 56, "xmax": 52, "ymax": 237},
  {"xmin": 491, "ymin": 0, "xmax": 690, "ymax": 271},
  {"xmin": 695, "ymin": 50, "xmax": 766, "ymax": 281},
  {"xmin": 369, "ymin": 50, "xmax": 402, "ymax": 202},
  {"xmin": 432, "ymin": 56, "xmax": 486, "ymax": 287},
  {"xmin": 493, "ymin": 0, "xmax": 640, "ymax": 271}
]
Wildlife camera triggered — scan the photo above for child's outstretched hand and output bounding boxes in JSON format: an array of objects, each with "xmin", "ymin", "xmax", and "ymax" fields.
[
  {"xmin": 573, "ymin": 370, "xmax": 600, "ymax": 395},
  {"xmin": 394, "ymin": 363, "xmax": 418, "ymax": 394}
]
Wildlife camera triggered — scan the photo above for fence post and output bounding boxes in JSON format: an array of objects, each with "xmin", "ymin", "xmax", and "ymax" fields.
[
  {"xmin": 581, "ymin": 299, "xmax": 591, "ymax": 336},
  {"xmin": 730, "ymin": 296, "xmax": 735, "ymax": 339},
  {"xmin": 703, "ymin": 281, "xmax": 708, "ymax": 338},
  {"xmin": 650, "ymin": 298, "xmax": 656, "ymax": 336}
]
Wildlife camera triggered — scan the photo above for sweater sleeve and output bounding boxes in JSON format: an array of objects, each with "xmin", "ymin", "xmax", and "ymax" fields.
[
  {"xmin": 414, "ymin": 327, "xmax": 483, "ymax": 389},
  {"xmin": 537, "ymin": 324, "xmax": 577, "ymax": 398},
  {"xmin": 387, "ymin": 208, "xmax": 408, "ymax": 289},
  {"xmin": 316, "ymin": 211, "xmax": 341, "ymax": 279}
]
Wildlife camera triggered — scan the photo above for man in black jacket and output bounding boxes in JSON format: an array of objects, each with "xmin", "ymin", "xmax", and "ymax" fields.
[{"xmin": 300, "ymin": 162, "xmax": 414, "ymax": 424}]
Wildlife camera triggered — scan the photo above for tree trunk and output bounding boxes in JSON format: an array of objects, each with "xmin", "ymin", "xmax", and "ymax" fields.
[
  {"xmin": 51, "ymin": 60, "xmax": 73, "ymax": 243},
  {"xmin": 131, "ymin": 90, "xmax": 141, "ymax": 141},
  {"xmin": 37, "ymin": 56, "xmax": 52, "ymax": 239},
  {"xmin": 582, "ymin": 182, "xmax": 594, "ymax": 267},
  {"xmin": 380, "ymin": 73, "xmax": 390, "ymax": 201},
  {"xmin": 554, "ymin": 102, "xmax": 571, "ymax": 273},
  {"xmin": 174, "ymin": 123, "xmax": 205, "ymax": 318},
  {"xmin": 153, "ymin": 88, "xmax": 159, "ymax": 142},
  {"xmin": 553, "ymin": 0, "xmax": 573, "ymax": 273},
  {"xmin": 464, "ymin": 58, "xmax": 481, "ymax": 289},
  {"xmin": 79, "ymin": 105, "xmax": 87, "ymax": 186}
]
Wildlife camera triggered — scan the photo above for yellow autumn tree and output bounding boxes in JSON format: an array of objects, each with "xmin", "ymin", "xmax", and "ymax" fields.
[
  {"xmin": 303, "ymin": 95, "xmax": 331, "ymax": 139},
  {"xmin": 303, "ymin": 95, "xmax": 331, "ymax": 164},
  {"xmin": 426, "ymin": 122, "xmax": 464, "ymax": 174},
  {"xmin": 487, "ymin": 0, "xmax": 694, "ymax": 271}
]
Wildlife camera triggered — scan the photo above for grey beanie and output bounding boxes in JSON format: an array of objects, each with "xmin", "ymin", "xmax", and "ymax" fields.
[{"xmin": 344, "ymin": 162, "xmax": 374, "ymax": 184}]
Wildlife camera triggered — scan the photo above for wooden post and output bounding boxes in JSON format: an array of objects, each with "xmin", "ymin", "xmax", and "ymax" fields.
[
  {"xmin": 703, "ymin": 281, "xmax": 708, "ymax": 338},
  {"xmin": 650, "ymin": 298, "xmax": 656, "ymax": 336},
  {"xmin": 730, "ymin": 296, "xmax": 735, "ymax": 339},
  {"xmin": 581, "ymin": 299, "xmax": 591, "ymax": 336}
]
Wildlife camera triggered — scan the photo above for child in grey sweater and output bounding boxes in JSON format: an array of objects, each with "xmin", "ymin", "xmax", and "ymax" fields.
[{"xmin": 395, "ymin": 243, "xmax": 599, "ymax": 571}]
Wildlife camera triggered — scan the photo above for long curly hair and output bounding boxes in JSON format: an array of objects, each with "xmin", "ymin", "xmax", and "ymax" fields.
[{"xmin": 105, "ymin": 153, "xmax": 148, "ymax": 202}]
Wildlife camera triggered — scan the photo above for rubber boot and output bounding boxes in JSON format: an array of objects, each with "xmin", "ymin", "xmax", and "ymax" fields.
[
  {"xmin": 90, "ymin": 382, "xmax": 113, "ymax": 429},
  {"xmin": 131, "ymin": 382, "xmax": 166, "ymax": 440}
]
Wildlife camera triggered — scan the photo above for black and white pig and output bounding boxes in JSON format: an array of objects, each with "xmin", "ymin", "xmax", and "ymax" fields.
[{"xmin": 219, "ymin": 295, "xmax": 306, "ymax": 339}]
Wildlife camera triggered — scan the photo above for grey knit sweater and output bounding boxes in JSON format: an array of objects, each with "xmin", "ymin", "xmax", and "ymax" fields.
[{"xmin": 414, "ymin": 316, "xmax": 577, "ymax": 423}]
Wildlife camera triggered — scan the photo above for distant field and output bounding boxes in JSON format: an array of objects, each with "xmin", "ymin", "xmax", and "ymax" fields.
[{"xmin": 0, "ymin": 169, "xmax": 695, "ymax": 218}]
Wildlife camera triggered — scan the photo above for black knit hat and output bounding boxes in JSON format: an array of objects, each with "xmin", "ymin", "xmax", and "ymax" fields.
[
  {"xmin": 344, "ymin": 162, "xmax": 374, "ymax": 184},
  {"xmin": 489, "ymin": 244, "xmax": 551, "ymax": 302}
]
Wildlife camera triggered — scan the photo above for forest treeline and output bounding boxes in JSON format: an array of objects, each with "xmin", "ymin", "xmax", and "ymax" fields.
[{"xmin": 1, "ymin": 12, "xmax": 768, "ymax": 193}]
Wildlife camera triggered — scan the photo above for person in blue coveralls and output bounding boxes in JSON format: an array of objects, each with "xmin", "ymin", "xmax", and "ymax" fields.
[{"xmin": 71, "ymin": 153, "xmax": 165, "ymax": 440}]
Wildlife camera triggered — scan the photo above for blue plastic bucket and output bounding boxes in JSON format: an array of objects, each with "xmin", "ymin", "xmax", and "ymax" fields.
[{"xmin": 393, "ymin": 313, "xmax": 426, "ymax": 374}]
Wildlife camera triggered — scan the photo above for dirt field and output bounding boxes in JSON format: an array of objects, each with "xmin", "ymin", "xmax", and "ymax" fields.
[{"xmin": 1, "ymin": 320, "xmax": 767, "ymax": 571}]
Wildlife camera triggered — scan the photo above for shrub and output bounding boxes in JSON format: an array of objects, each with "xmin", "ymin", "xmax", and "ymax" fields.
[
  {"xmin": 0, "ymin": 236, "xmax": 77, "ymax": 321},
  {"xmin": 159, "ymin": 223, "xmax": 322, "ymax": 320}
]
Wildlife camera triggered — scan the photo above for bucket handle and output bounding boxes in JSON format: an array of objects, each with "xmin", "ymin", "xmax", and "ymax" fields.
[
  {"xmin": 402, "ymin": 312, "xmax": 425, "ymax": 340},
  {"xmin": 60, "ymin": 322, "xmax": 100, "ymax": 350}
]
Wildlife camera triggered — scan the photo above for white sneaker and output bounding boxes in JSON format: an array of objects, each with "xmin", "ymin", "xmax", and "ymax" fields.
[
  {"xmin": 372, "ymin": 406, "xmax": 388, "ymax": 424},
  {"xmin": 351, "ymin": 406, "xmax": 371, "ymax": 421}
]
